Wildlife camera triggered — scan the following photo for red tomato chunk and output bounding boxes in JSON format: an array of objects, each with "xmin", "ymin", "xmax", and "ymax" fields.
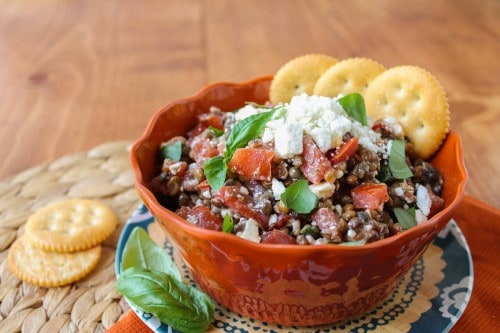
[{"xmin": 351, "ymin": 183, "xmax": 390, "ymax": 210}]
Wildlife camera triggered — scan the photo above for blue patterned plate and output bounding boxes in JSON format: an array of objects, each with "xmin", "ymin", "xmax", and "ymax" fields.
[{"xmin": 115, "ymin": 204, "xmax": 473, "ymax": 333}]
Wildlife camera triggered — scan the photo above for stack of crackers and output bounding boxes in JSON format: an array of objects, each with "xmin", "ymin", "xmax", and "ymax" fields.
[
  {"xmin": 269, "ymin": 54, "xmax": 450, "ymax": 159},
  {"xmin": 8, "ymin": 199, "xmax": 117, "ymax": 287}
]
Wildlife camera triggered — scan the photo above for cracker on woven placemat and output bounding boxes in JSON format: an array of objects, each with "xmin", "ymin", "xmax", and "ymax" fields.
[
  {"xmin": 269, "ymin": 54, "xmax": 338, "ymax": 104},
  {"xmin": 313, "ymin": 57, "xmax": 385, "ymax": 97},
  {"xmin": 8, "ymin": 236, "xmax": 101, "ymax": 287},
  {"xmin": 364, "ymin": 65, "xmax": 450, "ymax": 159},
  {"xmin": 24, "ymin": 199, "xmax": 118, "ymax": 253}
]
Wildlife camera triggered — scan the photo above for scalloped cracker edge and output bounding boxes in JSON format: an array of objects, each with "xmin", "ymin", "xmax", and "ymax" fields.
[
  {"xmin": 8, "ymin": 236, "xmax": 101, "ymax": 287},
  {"xmin": 24, "ymin": 199, "xmax": 117, "ymax": 253},
  {"xmin": 269, "ymin": 54, "xmax": 338, "ymax": 104},
  {"xmin": 364, "ymin": 65, "xmax": 450, "ymax": 159}
]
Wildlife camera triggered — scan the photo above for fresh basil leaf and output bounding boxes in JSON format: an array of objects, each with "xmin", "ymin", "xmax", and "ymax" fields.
[
  {"xmin": 208, "ymin": 126, "xmax": 224, "ymax": 137},
  {"xmin": 120, "ymin": 228, "xmax": 182, "ymax": 281},
  {"xmin": 222, "ymin": 214, "xmax": 233, "ymax": 233},
  {"xmin": 337, "ymin": 93, "xmax": 368, "ymax": 126},
  {"xmin": 224, "ymin": 108, "xmax": 277, "ymax": 158},
  {"xmin": 389, "ymin": 140, "xmax": 413, "ymax": 179},
  {"xmin": 394, "ymin": 207, "xmax": 417, "ymax": 230},
  {"xmin": 161, "ymin": 141, "xmax": 182, "ymax": 161},
  {"xmin": 377, "ymin": 161, "xmax": 393, "ymax": 183},
  {"xmin": 203, "ymin": 156, "xmax": 227, "ymax": 193},
  {"xmin": 117, "ymin": 267, "xmax": 214, "ymax": 333},
  {"xmin": 280, "ymin": 179, "xmax": 319, "ymax": 214}
]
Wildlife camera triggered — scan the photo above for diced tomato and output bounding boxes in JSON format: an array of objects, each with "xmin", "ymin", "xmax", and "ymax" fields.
[
  {"xmin": 187, "ymin": 113, "xmax": 224, "ymax": 139},
  {"xmin": 261, "ymin": 230, "xmax": 296, "ymax": 244},
  {"xmin": 351, "ymin": 183, "xmax": 389, "ymax": 210},
  {"xmin": 196, "ymin": 180, "xmax": 210, "ymax": 191},
  {"xmin": 198, "ymin": 112, "xmax": 224, "ymax": 130},
  {"xmin": 189, "ymin": 134, "xmax": 219, "ymax": 163},
  {"xmin": 300, "ymin": 136, "xmax": 332, "ymax": 184},
  {"xmin": 428, "ymin": 191, "xmax": 445, "ymax": 217},
  {"xmin": 269, "ymin": 213, "xmax": 292, "ymax": 230},
  {"xmin": 326, "ymin": 137, "xmax": 359, "ymax": 166},
  {"xmin": 215, "ymin": 185, "xmax": 269, "ymax": 229},
  {"xmin": 177, "ymin": 205, "xmax": 223, "ymax": 231},
  {"xmin": 228, "ymin": 148, "xmax": 275, "ymax": 181},
  {"xmin": 311, "ymin": 207, "xmax": 339, "ymax": 232}
]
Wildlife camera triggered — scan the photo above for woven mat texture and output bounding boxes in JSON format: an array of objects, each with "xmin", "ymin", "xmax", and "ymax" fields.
[{"xmin": 0, "ymin": 141, "xmax": 142, "ymax": 333}]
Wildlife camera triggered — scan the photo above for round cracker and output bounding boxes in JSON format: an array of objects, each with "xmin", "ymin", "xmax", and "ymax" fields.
[
  {"xmin": 313, "ymin": 57, "xmax": 385, "ymax": 97},
  {"xmin": 8, "ymin": 236, "xmax": 101, "ymax": 287},
  {"xmin": 269, "ymin": 54, "xmax": 338, "ymax": 104},
  {"xmin": 24, "ymin": 199, "xmax": 117, "ymax": 252},
  {"xmin": 364, "ymin": 66, "xmax": 449, "ymax": 159}
]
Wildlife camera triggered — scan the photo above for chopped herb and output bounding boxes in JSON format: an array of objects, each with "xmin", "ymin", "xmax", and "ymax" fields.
[
  {"xmin": 161, "ymin": 141, "xmax": 182, "ymax": 161},
  {"xmin": 208, "ymin": 126, "xmax": 224, "ymax": 137},
  {"xmin": 389, "ymin": 140, "xmax": 413, "ymax": 179},
  {"xmin": 204, "ymin": 107, "xmax": 279, "ymax": 193},
  {"xmin": 203, "ymin": 156, "xmax": 227, "ymax": 193},
  {"xmin": 222, "ymin": 214, "xmax": 234, "ymax": 233},
  {"xmin": 280, "ymin": 179, "xmax": 319, "ymax": 214},
  {"xmin": 337, "ymin": 93, "xmax": 368, "ymax": 126},
  {"xmin": 394, "ymin": 207, "xmax": 417, "ymax": 230},
  {"xmin": 224, "ymin": 108, "xmax": 278, "ymax": 158},
  {"xmin": 377, "ymin": 161, "xmax": 393, "ymax": 183}
]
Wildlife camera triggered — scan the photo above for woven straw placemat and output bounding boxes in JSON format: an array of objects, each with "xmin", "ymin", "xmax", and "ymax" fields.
[{"xmin": 0, "ymin": 141, "xmax": 143, "ymax": 333}]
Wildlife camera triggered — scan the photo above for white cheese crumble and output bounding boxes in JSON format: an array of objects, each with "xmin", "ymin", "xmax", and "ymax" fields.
[
  {"xmin": 236, "ymin": 218, "xmax": 261, "ymax": 243},
  {"xmin": 271, "ymin": 178, "xmax": 286, "ymax": 200},
  {"xmin": 234, "ymin": 93, "xmax": 383, "ymax": 158},
  {"xmin": 309, "ymin": 182, "xmax": 335, "ymax": 199}
]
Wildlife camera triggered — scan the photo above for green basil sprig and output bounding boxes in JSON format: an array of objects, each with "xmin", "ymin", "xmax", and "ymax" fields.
[
  {"xmin": 389, "ymin": 140, "xmax": 413, "ymax": 179},
  {"xmin": 117, "ymin": 228, "xmax": 214, "ymax": 333},
  {"xmin": 337, "ymin": 93, "xmax": 368, "ymax": 126},
  {"xmin": 120, "ymin": 228, "xmax": 181, "ymax": 280},
  {"xmin": 117, "ymin": 267, "xmax": 214, "ymax": 333},
  {"xmin": 161, "ymin": 141, "xmax": 182, "ymax": 161},
  {"xmin": 394, "ymin": 207, "xmax": 417, "ymax": 230},
  {"xmin": 280, "ymin": 179, "xmax": 319, "ymax": 214},
  {"xmin": 204, "ymin": 107, "xmax": 279, "ymax": 193}
]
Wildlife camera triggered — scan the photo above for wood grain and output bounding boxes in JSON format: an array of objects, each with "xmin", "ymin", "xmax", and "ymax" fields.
[{"xmin": 0, "ymin": 0, "xmax": 499, "ymax": 207}]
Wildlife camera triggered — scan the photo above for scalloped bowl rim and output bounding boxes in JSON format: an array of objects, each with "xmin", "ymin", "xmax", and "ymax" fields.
[{"xmin": 130, "ymin": 75, "xmax": 468, "ymax": 255}]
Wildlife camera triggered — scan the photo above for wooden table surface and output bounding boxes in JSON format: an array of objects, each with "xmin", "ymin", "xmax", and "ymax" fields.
[
  {"xmin": 0, "ymin": 1, "xmax": 499, "ymax": 332},
  {"xmin": 1, "ymin": 0, "xmax": 499, "ymax": 208}
]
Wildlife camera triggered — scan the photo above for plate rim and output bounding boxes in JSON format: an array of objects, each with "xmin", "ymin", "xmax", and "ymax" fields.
[{"xmin": 115, "ymin": 204, "xmax": 474, "ymax": 333}]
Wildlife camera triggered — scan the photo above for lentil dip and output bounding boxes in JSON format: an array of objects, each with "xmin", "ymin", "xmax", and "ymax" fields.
[{"xmin": 150, "ymin": 94, "xmax": 445, "ymax": 245}]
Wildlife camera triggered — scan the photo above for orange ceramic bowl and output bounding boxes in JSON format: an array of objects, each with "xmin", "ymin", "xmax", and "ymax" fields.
[{"xmin": 130, "ymin": 76, "xmax": 468, "ymax": 326}]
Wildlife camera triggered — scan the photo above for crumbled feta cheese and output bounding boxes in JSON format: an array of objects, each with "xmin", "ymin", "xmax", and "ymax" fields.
[
  {"xmin": 268, "ymin": 214, "xmax": 278, "ymax": 228},
  {"xmin": 309, "ymin": 182, "xmax": 335, "ymax": 199},
  {"xmin": 274, "ymin": 122, "xmax": 303, "ymax": 158},
  {"xmin": 234, "ymin": 93, "xmax": 384, "ymax": 157},
  {"xmin": 236, "ymin": 219, "xmax": 261, "ymax": 243},
  {"xmin": 383, "ymin": 116, "xmax": 404, "ymax": 138},
  {"xmin": 416, "ymin": 184, "xmax": 431, "ymax": 216},
  {"xmin": 394, "ymin": 187, "xmax": 405, "ymax": 197},
  {"xmin": 271, "ymin": 178, "xmax": 286, "ymax": 200},
  {"xmin": 234, "ymin": 104, "xmax": 260, "ymax": 121},
  {"xmin": 415, "ymin": 209, "xmax": 428, "ymax": 224},
  {"xmin": 291, "ymin": 218, "xmax": 301, "ymax": 236},
  {"xmin": 167, "ymin": 162, "xmax": 184, "ymax": 175}
]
